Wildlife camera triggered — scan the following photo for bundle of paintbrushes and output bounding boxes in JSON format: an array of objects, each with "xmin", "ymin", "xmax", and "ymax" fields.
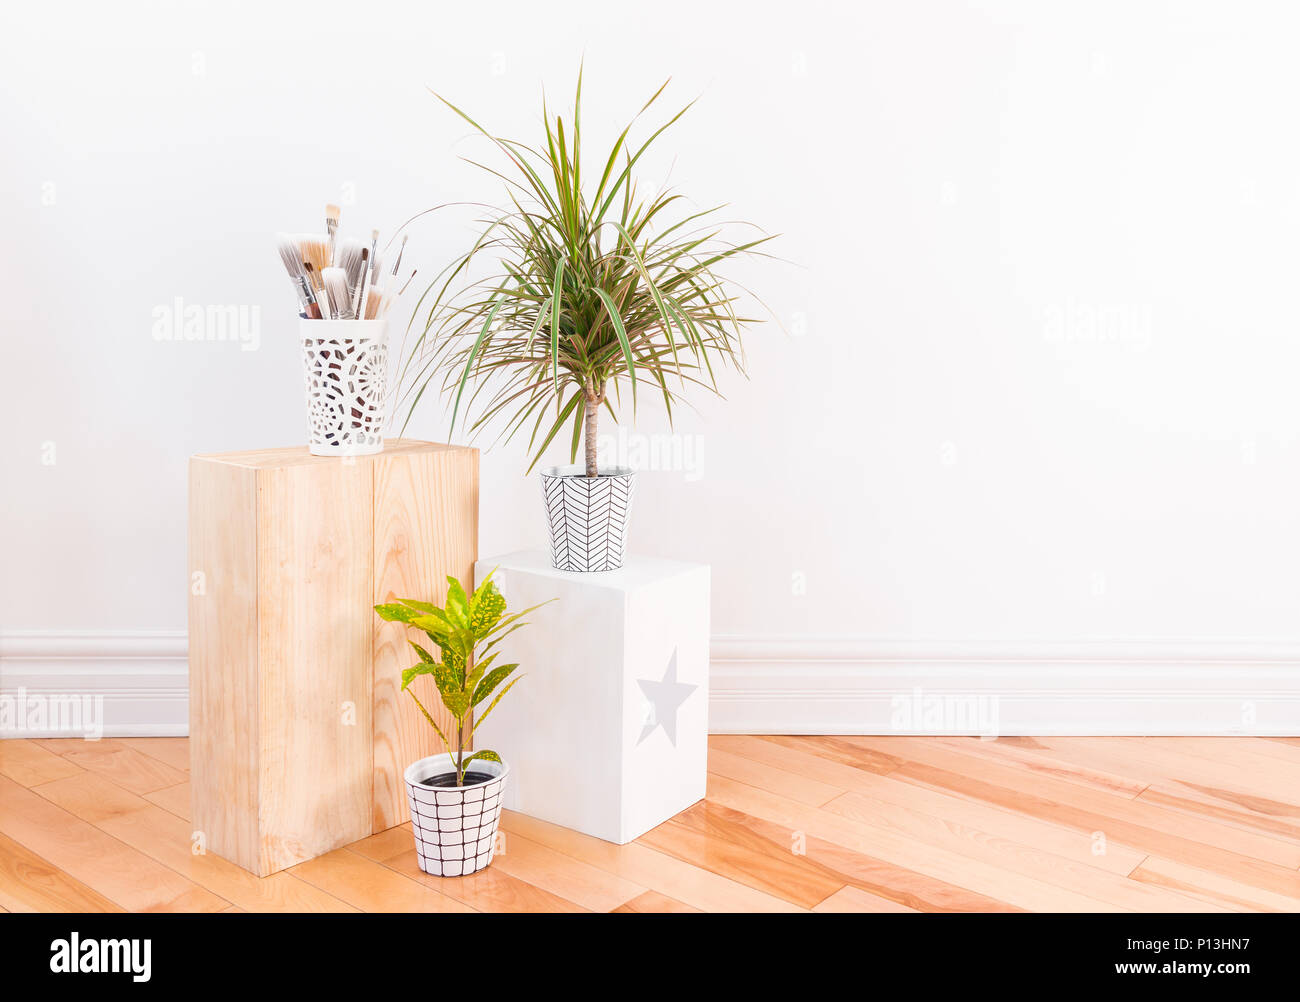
[{"xmin": 275, "ymin": 205, "xmax": 416, "ymax": 321}]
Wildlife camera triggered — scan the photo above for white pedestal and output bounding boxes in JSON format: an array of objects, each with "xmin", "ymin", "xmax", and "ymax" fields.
[{"xmin": 472, "ymin": 550, "xmax": 710, "ymax": 844}]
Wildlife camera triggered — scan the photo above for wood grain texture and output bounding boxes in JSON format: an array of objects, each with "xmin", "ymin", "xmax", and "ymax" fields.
[
  {"xmin": 289, "ymin": 849, "xmax": 474, "ymax": 913},
  {"xmin": 0, "ymin": 739, "xmax": 83, "ymax": 787},
  {"xmin": 34, "ymin": 739, "xmax": 185, "ymax": 796},
  {"xmin": 0, "ymin": 832, "xmax": 123, "ymax": 913},
  {"xmin": 255, "ymin": 458, "xmax": 374, "ymax": 875},
  {"xmin": 612, "ymin": 890, "xmax": 700, "ymax": 913},
  {"xmin": 189, "ymin": 455, "xmax": 259, "ymax": 873},
  {"xmin": 0, "ymin": 774, "xmax": 228, "ymax": 912},
  {"xmin": 11, "ymin": 736, "xmax": 1300, "ymax": 912},
  {"xmin": 371, "ymin": 446, "xmax": 478, "ymax": 829}
]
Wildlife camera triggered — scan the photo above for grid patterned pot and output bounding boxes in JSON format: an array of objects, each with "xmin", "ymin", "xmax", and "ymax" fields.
[
  {"xmin": 403, "ymin": 753, "xmax": 509, "ymax": 877},
  {"xmin": 540, "ymin": 465, "xmax": 636, "ymax": 572},
  {"xmin": 301, "ymin": 318, "xmax": 388, "ymax": 457}
]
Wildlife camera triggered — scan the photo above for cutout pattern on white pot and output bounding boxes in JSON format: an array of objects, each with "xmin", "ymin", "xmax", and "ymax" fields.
[
  {"xmin": 301, "ymin": 319, "xmax": 388, "ymax": 456},
  {"xmin": 405, "ymin": 758, "xmax": 508, "ymax": 877},
  {"xmin": 541, "ymin": 466, "xmax": 636, "ymax": 572}
]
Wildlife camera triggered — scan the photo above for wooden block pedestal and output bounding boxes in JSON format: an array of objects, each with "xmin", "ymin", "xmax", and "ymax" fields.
[
  {"xmin": 473, "ymin": 550, "xmax": 710, "ymax": 844},
  {"xmin": 188, "ymin": 439, "xmax": 477, "ymax": 876}
]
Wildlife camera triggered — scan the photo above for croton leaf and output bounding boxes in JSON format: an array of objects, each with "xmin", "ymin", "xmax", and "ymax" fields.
[
  {"xmin": 374, "ymin": 603, "xmax": 424, "ymax": 624},
  {"xmin": 433, "ymin": 660, "xmax": 464, "ymax": 697},
  {"xmin": 470, "ymin": 579, "xmax": 507, "ymax": 638},
  {"xmin": 411, "ymin": 612, "xmax": 453, "ymax": 638},
  {"xmin": 460, "ymin": 749, "xmax": 501, "ymax": 770},
  {"xmin": 401, "ymin": 663, "xmax": 437, "ymax": 690},
  {"xmin": 472, "ymin": 663, "xmax": 519, "ymax": 707},
  {"xmin": 463, "ymin": 650, "xmax": 500, "ymax": 691},
  {"xmin": 398, "ymin": 598, "xmax": 440, "ymax": 614},
  {"xmin": 440, "ymin": 689, "xmax": 472, "ymax": 721},
  {"xmin": 444, "ymin": 576, "xmax": 471, "ymax": 630},
  {"xmin": 410, "ymin": 641, "xmax": 436, "ymax": 664}
]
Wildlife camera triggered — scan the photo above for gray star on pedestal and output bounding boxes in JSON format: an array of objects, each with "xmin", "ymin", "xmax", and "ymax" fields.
[{"xmin": 636, "ymin": 648, "xmax": 697, "ymax": 747}]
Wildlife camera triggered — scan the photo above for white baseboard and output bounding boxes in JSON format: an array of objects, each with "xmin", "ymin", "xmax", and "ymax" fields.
[
  {"xmin": 0, "ymin": 632, "xmax": 188, "ymax": 738},
  {"xmin": 4, "ymin": 632, "xmax": 1298, "ymax": 738},
  {"xmin": 708, "ymin": 637, "xmax": 1300, "ymax": 736}
]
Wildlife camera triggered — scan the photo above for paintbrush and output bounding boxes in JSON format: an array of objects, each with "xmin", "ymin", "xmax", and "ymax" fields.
[
  {"xmin": 325, "ymin": 204, "xmax": 341, "ymax": 265},
  {"xmin": 276, "ymin": 233, "xmax": 313, "ymax": 314},
  {"xmin": 321, "ymin": 267, "xmax": 352, "ymax": 320},
  {"xmin": 299, "ymin": 235, "xmax": 331, "ymax": 292},
  {"xmin": 350, "ymin": 247, "xmax": 370, "ymax": 321},
  {"xmin": 335, "ymin": 239, "xmax": 365, "ymax": 294}
]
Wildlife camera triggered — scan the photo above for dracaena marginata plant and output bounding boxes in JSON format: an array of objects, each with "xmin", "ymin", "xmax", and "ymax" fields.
[
  {"xmin": 374, "ymin": 571, "xmax": 552, "ymax": 787},
  {"xmin": 396, "ymin": 70, "xmax": 775, "ymax": 476}
]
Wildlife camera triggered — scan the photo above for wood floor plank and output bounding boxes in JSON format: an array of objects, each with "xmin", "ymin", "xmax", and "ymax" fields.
[
  {"xmin": 379, "ymin": 848, "xmax": 590, "ymax": 912},
  {"xmin": 813, "ymin": 885, "xmax": 920, "ymax": 913},
  {"xmin": 32, "ymin": 739, "xmax": 187, "ymax": 795},
  {"xmin": 0, "ymin": 739, "xmax": 84, "ymax": 787},
  {"xmin": 1138, "ymin": 783, "xmax": 1300, "ymax": 845},
  {"xmin": 930, "ymin": 736, "xmax": 1149, "ymax": 797},
  {"xmin": 1029, "ymin": 736, "xmax": 1300, "ymax": 812},
  {"xmin": 347, "ymin": 823, "xmax": 418, "ymax": 863},
  {"xmin": 117, "ymin": 738, "xmax": 191, "ymax": 773},
  {"xmin": 639, "ymin": 805, "xmax": 846, "ymax": 908},
  {"xmin": 0, "ymin": 774, "xmax": 227, "ymax": 912},
  {"xmin": 490, "ymin": 830, "xmax": 647, "ymax": 912},
  {"xmin": 289, "ymin": 849, "xmax": 475, "ymax": 912},
  {"xmin": 499, "ymin": 809, "xmax": 804, "ymax": 912},
  {"xmin": 684, "ymin": 798, "xmax": 1022, "ymax": 912},
  {"xmin": 844, "ymin": 736, "xmax": 1300, "ymax": 870},
  {"xmin": 822, "ymin": 789, "xmax": 1226, "ymax": 913},
  {"xmin": 0, "ymin": 831, "xmax": 123, "ymax": 913},
  {"xmin": 707, "ymin": 746, "xmax": 845, "ymax": 806},
  {"xmin": 143, "ymin": 782, "xmax": 191, "ymax": 822},
  {"xmin": 705, "ymin": 773, "xmax": 1197, "ymax": 912},
  {"xmin": 31, "ymin": 772, "xmax": 356, "ymax": 913},
  {"xmin": 1131, "ymin": 856, "xmax": 1300, "ymax": 914},
  {"xmin": 612, "ymin": 890, "xmax": 700, "ymax": 913},
  {"xmin": 712, "ymin": 735, "xmax": 1147, "ymax": 875}
]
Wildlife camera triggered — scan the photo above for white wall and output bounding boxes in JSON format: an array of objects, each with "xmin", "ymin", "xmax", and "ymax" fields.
[{"xmin": 3, "ymin": 2, "xmax": 1298, "ymax": 726}]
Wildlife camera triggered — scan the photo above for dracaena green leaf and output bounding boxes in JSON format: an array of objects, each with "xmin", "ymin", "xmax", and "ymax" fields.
[{"xmin": 395, "ymin": 72, "xmax": 775, "ymax": 472}]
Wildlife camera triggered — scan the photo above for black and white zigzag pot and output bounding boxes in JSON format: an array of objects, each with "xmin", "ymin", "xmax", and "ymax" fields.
[{"xmin": 540, "ymin": 465, "xmax": 636, "ymax": 572}]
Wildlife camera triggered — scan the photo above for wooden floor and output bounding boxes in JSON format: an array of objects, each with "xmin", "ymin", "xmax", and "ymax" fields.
[{"xmin": 1, "ymin": 735, "xmax": 1299, "ymax": 913}]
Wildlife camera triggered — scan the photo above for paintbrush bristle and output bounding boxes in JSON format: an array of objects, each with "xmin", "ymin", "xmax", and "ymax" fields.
[
  {"xmin": 299, "ymin": 235, "xmax": 331, "ymax": 283},
  {"xmin": 335, "ymin": 239, "xmax": 365, "ymax": 290},
  {"xmin": 322, "ymin": 267, "xmax": 352, "ymax": 320},
  {"xmin": 276, "ymin": 233, "xmax": 305, "ymax": 277},
  {"xmin": 326, "ymin": 204, "xmax": 341, "ymax": 225}
]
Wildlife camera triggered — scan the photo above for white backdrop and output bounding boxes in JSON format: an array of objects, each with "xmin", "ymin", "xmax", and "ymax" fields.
[{"xmin": 3, "ymin": 2, "xmax": 1298, "ymax": 731}]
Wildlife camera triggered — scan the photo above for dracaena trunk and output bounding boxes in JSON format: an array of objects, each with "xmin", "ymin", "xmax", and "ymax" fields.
[{"xmin": 584, "ymin": 393, "xmax": 600, "ymax": 477}]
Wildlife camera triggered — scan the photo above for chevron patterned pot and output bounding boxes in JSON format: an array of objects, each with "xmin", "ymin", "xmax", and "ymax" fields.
[{"xmin": 540, "ymin": 465, "xmax": 636, "ymax": 572}]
